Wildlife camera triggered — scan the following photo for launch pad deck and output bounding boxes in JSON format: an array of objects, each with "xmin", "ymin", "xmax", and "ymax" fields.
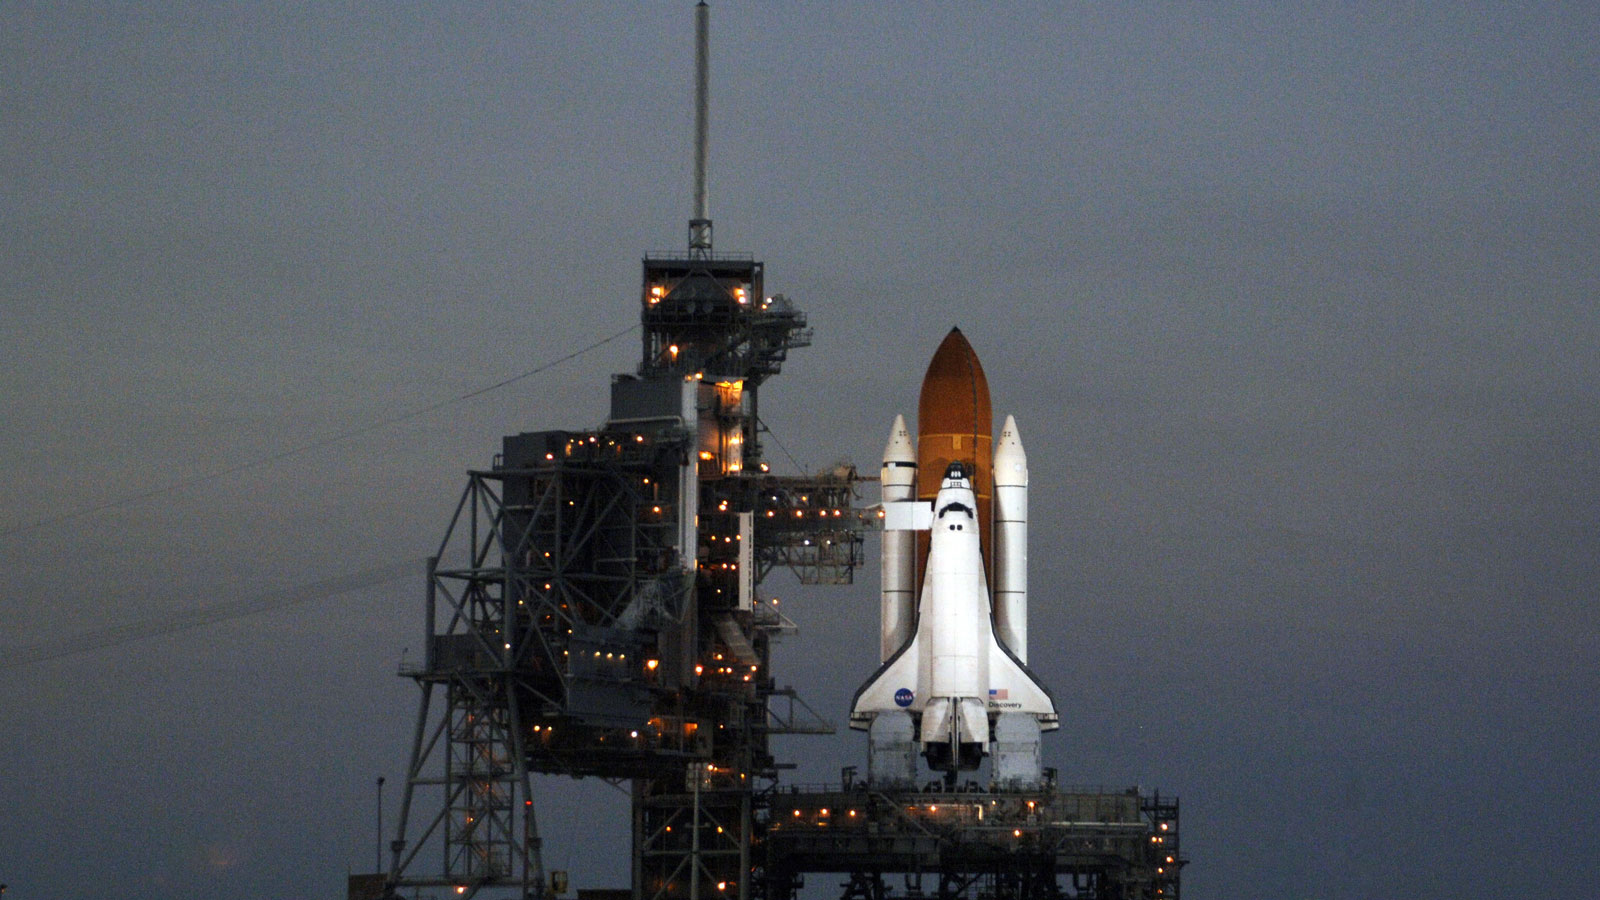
[{"xmin": 761, "ymin": 786, "xmax": 1182, "ymax": 900}]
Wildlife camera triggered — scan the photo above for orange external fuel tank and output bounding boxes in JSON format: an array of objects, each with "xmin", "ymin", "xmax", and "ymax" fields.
[{"xmin": 915, "ymin": 328, "xmax": 993, "ymax": 589}]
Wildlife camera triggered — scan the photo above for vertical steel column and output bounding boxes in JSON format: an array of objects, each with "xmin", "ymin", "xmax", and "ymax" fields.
[
  {"xmin": 633, "ymin": 781, "xmax": 647, "ymax": 900},
  {"xmin": 737, "ymin": 790, "xmax": 749, "ymax": 900}
]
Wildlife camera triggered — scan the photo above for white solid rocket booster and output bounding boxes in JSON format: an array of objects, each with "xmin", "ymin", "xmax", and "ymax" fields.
[
  {"xmin": 880, "ymin": 415, "xmax": 917, "ymax": 662},
  {"xmin": 992, "ymin": 414, "xmax": 1028, "ymax": 662}
]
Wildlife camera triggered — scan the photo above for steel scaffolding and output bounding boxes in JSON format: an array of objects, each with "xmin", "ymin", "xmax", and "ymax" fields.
[{"xmin": 382, "ymin": 236, "xmax": 872, "ymax": 899}]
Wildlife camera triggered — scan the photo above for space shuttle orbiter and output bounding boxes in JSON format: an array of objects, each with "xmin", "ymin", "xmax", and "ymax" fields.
[{"xmin": 850, "ymin": 329, "xmax": 1058, "ymax": 785}]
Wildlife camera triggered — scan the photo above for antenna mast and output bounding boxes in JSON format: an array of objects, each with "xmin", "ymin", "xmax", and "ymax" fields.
[{"xmin": 689, "ymin": 2, "xmax": 713, "ymax": 253}]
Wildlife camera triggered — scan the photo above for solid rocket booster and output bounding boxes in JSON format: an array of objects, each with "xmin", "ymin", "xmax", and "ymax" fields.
[
  {"xmin": 880, "ymin": 414, "xmax": 917, "ymax": 662},
  {"xmin": 852, "ymin": 328, "xmax": 1056, "ymax": 776},
  {"xmin": 993, "ymin": 414, "xmax": 1028, "ymax": 661}
]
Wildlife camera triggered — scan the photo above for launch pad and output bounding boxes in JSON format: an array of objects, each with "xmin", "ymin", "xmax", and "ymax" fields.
[
  {"xmin": 368, "ymin": 7, "xmax": 1185, "ymax": 900},
  {"xmin": 764, "ymin": 784, "xmax": 1180, "ymax": 900}
]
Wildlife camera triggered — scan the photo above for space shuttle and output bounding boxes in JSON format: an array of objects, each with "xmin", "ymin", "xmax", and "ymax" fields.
[{"xmin": 851, "ymin": 328, "xmax": 1058, "ymax": 785}]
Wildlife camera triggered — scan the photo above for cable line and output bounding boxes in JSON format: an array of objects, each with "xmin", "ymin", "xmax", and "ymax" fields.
[
  {"xmin": 758, "ymin": 417, "xmax": 808, "ymax": 475},
  {"xmin": 1, "ymin": 323, "xmax": 640, "ymax": 540},
  {"xmin": 0, "ymin": 558, "xmax": 422, "ymax": 671}
]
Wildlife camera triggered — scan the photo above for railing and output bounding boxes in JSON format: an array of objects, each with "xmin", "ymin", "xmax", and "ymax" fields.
[{"xmin": 644, "ymin": 249, "xmax": 756, "ymax": 262}]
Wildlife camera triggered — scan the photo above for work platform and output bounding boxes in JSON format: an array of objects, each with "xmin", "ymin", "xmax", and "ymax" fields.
[{"xmin": 762, "ymin": 785, "xmax": 1182, "ymax": 900}]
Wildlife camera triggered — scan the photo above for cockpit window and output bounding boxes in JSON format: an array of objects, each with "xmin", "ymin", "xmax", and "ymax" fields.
[{"xmin": 936, "ymin": 501, "xmax": 974, "ymax": 520}]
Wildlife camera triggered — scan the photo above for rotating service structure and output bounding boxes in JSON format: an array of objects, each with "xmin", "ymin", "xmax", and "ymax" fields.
[{"xmin": 381, "ymin": 245, "xmax": 872, "ymax": 899}]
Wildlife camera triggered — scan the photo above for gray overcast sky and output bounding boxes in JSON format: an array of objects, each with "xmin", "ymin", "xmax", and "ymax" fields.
[{"xmin": 3, "ymin": 3, "xmax": 1598, "ymax": 898}]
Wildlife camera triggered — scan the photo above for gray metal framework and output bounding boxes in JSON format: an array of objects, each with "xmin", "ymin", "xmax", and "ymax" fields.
[
  {"xmin": 385, "ymin": 422, "xmax": 701, "ymax": 898},
  {"xmin": 387, "ymin": 482, "xmax": 549, "ymax": 900}
]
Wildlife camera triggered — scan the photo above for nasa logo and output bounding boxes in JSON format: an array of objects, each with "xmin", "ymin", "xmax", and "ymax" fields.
[{"xmin": 894, "ymin": 688, "xmax": 914, "ymax": 708}]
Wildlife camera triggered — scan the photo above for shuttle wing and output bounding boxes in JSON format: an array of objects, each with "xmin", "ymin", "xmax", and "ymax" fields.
[{"xmin": 848, "ymin": 635, "xmax": 922, "ymax": 730}]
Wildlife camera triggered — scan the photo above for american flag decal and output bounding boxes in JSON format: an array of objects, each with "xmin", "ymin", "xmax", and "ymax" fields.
[{"xmin": 989, "ymin": 688, "xmax": 1009, "ymax": 700}]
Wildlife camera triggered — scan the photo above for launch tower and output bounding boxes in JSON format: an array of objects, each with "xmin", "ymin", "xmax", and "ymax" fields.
[{"xmin": 378, "ymin": 6, "xmax": 867, "ymax": 899}]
